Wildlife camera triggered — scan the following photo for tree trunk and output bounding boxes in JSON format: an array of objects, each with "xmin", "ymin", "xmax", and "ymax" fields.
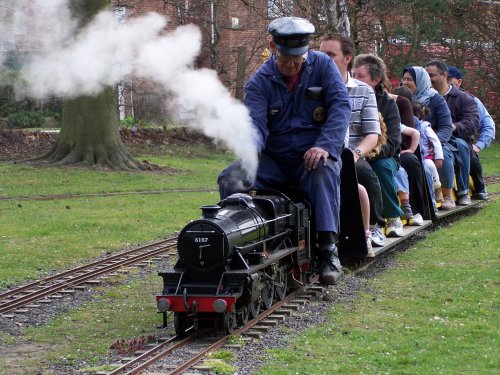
[
  {"xmin": 42, "ymin": 0, "xmax": 150, "ymax": 170},
  {"xmin": 43, "ymin": 87, "xmax": 148, "ymax": 169},
  {"xmin": 324, "ymin": 0, "xmax": 350, "ymax": 36}
]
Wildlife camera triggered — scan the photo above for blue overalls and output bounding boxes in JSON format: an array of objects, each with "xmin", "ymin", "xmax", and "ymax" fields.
[{"xmin": 218, "ymin": 50, "xmax": 351, "ymax": 233}]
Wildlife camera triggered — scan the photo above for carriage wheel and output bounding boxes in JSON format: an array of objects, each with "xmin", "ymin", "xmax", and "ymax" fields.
[
  {"xmin": 174, "ymin": 312, "xmax": 188, "ymax": 336},
  {"xmin": 275, "ymin": 267, "xmax": 288, "ymax": 301},
  {"xmin": 261, "ymin": 280, "xmax": 274, "ymax": 310}
]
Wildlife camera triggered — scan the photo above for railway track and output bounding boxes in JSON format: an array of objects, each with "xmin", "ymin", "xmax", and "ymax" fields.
[
  {"xmin": 103, "ymin": 276, "xmax": 323, "ymax": 375},
  {"xmin": 0, "ymin": 237, "xmax": 178, "ymax": 316}
]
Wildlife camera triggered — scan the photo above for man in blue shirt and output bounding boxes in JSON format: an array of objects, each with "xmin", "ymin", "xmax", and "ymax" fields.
[
  {"xmin": 447, "ymin": 66, "xmax": 496, "ymax": 200},
  {"xmin": 218, "ymin": 17, "xmax": 351, "ymax": 284}
]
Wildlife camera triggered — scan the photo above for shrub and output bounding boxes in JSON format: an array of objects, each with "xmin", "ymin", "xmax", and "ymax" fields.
[
  {"xmin": 119, "ymin": 115, "xmax": 136, "ymax": 128},
  {"xmin": 8, "ymin": 110, "xmax": 46, "ymax": 128}
]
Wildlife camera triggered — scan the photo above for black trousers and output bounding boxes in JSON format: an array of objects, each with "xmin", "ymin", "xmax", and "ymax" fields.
[
  {"xmin": 355, "ymin": 159, "xmax": 385, "ymax": 227},
  {"xmin": 470, "ymin": 151, "xmax": 485, "ymax": 193},
  {"xmin": 400, "ymin": 153, "xmax": 427, "ymax": 216}
]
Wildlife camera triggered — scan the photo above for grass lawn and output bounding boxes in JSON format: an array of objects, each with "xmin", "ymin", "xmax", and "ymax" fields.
[
  {"xmin": 257, "ymin": 142, "xmax": 500, "ymax": 374},
  {"xmin": 0, "ymin": 141, "xmax": 498, "ymax": 374},
  {"xmin": 0, "ymin": 143, "xmax": 233, "ymax": 287},
  {"xmin": 259, "ymin": 198, "xmax": 499, "ymax": 374}
]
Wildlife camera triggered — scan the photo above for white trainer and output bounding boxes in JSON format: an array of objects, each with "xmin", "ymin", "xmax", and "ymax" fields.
[
  {"xmin": 370, "ymin": 225, "xmax": 386, "ymax": 247},
  {"xmin": 386, "ymin": 217, "xmax": 404, "ymax": 237},
  {"xmin": 409, "ymin": 213, "xmax": 424, "ymax": 226}
]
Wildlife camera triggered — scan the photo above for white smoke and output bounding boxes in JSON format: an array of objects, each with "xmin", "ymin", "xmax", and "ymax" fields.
[{"xmin": 2, "ymin": 0, "xmax": 258, "ymax": 179}]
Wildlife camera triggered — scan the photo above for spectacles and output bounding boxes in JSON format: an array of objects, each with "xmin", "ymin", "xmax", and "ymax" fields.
[
  {"xmin": 276, "ymin": 54, "xmax": 305, "ymax": 64},
  {"xmin": 401, "ymin": 77, "xmax": 413, "ymax": 82}
]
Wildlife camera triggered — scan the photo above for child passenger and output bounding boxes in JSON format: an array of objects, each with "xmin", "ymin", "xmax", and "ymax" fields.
[{"xmin": 412, "ymin": 101, "xmax": 444, "ymax": 204}]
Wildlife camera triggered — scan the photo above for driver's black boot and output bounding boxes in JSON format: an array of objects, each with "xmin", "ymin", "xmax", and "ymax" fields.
[{"xmin": 319, "ymin": 243, "xmax": 342, "ymax": 285}]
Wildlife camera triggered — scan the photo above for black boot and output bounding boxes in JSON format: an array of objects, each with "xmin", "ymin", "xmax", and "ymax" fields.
[{"xmin": 319, "ymin": 243, "xmax": 342, "ymax": 285}]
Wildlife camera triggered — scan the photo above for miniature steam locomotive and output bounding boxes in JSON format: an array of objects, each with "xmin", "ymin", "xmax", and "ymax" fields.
[{"xmin": 156, "ymin": 189, "xmax": 318, "ymax": 334}]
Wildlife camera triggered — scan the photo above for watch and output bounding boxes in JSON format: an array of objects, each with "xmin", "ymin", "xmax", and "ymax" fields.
[{"xmin": 353, "ymin": 148, "xmax": 362, "ymax": 157}]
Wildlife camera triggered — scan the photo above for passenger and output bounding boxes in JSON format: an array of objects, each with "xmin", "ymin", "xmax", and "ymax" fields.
[
  {"xmin": 218, "ymin": 17, "xmax": 351, "ymax": 284},
  {"xmin": 385, "ymin": 81, "xmax": 414, "ymax": 128},
  {"xmin": 394, "ymin": 85, "xmax": 439, "ymax": 211},
  {"xmin": 424, "ymin": 60, "xmax": 479, "ymax": 206},
  {"xmin": 389, "ymin": 85, "xmax": 428, "ymax": 224},
  {"xmin": 412, "ymin": 101, "xmax": 444, "ymax": 206},
  {"xmin": 394, "ymin": 166, "xmax": 412, "ymax": 218},
  {"xmin": 319, "ymin": 34, "xmax": 381, "ymax": 254},
  {"xmin": 447, "ymin": 66, "xmax": 495, "ymax": 200},
  {"xmin": 397, "ymin": 125, "xmax": 424, "ymax": 225},
  {"xmin": 353, "ymin": 54, "xmax": 405, "ymax": 238},
  {"xmin": 401, "ymin": 66, "xmax": 457, "ymax": 210}
]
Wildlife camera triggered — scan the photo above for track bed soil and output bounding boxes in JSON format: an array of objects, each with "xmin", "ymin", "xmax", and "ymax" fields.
[{"xmin": 0, "ymin": 127, "xmax": 213, "ymax": 162}]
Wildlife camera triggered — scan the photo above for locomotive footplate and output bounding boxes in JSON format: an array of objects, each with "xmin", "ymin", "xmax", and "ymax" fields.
[{"xmin": 229, "ymin": 246, "xmax": 300, "ymax": 274}]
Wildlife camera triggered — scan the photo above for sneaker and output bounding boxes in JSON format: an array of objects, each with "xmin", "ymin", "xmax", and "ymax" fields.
[
  {"xmin": 401, "ymin": 202, "xmax": 413, "ymax": 220},
  {"xmin": 441, "ymin": 196, "xmax": 456, "ymax": 210},
  {"xmin": 434, "ymin": 188, "xmax": 444, "ymax": 203},
  {"xmin": 366, "ymin": 230, "xmax": 374, "ymax": 257},
  {"xmin": 386, "ymin": 217, "xmax": 404, "ymax": 237},
  {"xmin": 370, "ymin": 225, "xmax": 386, "ymax": 247},
  {"xmin": 457, "ymin": 194, "xmax": 471, "ymax": 206},
  {"xmin": 472, "ymin": 191, "xmax": 488, "ymax": 200},
  {"xmin": 409, "ymin": 213, "xmax": 424, "ymax": 226}
]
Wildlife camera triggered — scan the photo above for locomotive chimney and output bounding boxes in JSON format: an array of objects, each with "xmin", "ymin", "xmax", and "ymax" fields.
[{"xmin": 201, "ymin": 205, "xmax": 221, "ymax": 219}]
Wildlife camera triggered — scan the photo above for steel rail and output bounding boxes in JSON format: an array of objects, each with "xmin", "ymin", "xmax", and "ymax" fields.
[{"xmin": 0, "ymin": 238, "xmax": 178, "ymax": 314}]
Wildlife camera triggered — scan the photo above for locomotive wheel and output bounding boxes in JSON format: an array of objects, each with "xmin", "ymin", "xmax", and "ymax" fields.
[
  {"xmin": 275, "ymin": 267, "xmax": 288, "ymax": 300},
  {"xmin": 215, "ymin": 312, "xmax": 237, "ymax": 334},
  {"xmin": 248, "ymin": 299, "xmax": 260, "ymax": 319},
  {"xmin": 223, "ymin": 312, "xmax": 237, "ymax": 334},
  {"xmin": 261, "ymin": 281, "xmax": 274, "ymax": 310},
  {"xmin": 174, "ymin": 312, "xmax": 188, "ymax": 336},
  {"xmin": 236, "ymin": 305, "xmax": 249, "ymax": 325}
]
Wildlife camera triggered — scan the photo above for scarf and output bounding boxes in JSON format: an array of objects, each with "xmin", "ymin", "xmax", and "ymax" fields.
[{"xmin": 404, "ymin": 66, "xmax": 438, "ymax": 106}]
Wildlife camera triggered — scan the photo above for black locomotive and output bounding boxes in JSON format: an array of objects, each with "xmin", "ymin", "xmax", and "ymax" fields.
[{"xmin": 157, "ymin": 189, "xmax": 317, "ymax": 334}]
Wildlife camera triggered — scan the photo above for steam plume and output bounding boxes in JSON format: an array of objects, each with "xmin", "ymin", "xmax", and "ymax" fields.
[{"xmin": 1, "ymin": 0, "xmax": 258, "ymax": 179}]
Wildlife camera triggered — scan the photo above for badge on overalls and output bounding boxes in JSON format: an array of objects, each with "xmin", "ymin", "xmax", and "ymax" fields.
[{"xmin": 313, "ymin": 107, "xmax": 325, "ymax": 122}]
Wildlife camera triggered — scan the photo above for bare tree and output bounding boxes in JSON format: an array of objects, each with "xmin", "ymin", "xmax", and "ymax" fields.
[{"xmin": 349, "ymin": 0, "xmax": 498, "ymax": 120}]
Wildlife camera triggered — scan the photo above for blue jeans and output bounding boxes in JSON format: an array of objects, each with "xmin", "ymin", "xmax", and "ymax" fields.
[
  {"xmin": 424, "ymin": 162, "xmax": 436, "ymax": 206},
  {"xmin": 395, "ymin": 166, "xmax": 409, "ymax": 194},
  {"xmin": 439, "ymin": 138, "xmax": 471, "ymax": 197}
]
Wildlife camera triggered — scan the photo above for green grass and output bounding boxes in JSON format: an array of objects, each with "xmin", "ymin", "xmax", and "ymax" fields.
[
  {"xmin": 0, "ymin": 192, "xmax": 218, "ymax": 287},
  {"xmin": 0, "ymin": 141, "xmax": 498, "ymax": 374},
  {"xmin": 0, "ymin": 143, "xmax": 233, "ymax": 287},
  {"xmin": 258, "ymin": 199, "xmax": 500, "ymax": 375},
  {"xmin": 0, "ymin": 146, "xmax": 233, "ymax": 198},
  {"xmin": 480, "ymin": 142, "xmax": 500, "ymax": 177}
]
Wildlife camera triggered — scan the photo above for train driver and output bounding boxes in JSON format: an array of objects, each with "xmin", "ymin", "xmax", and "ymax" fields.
[{"xmin": 217, "ymin": 17, "xmax": 351, "ymax": 285}]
